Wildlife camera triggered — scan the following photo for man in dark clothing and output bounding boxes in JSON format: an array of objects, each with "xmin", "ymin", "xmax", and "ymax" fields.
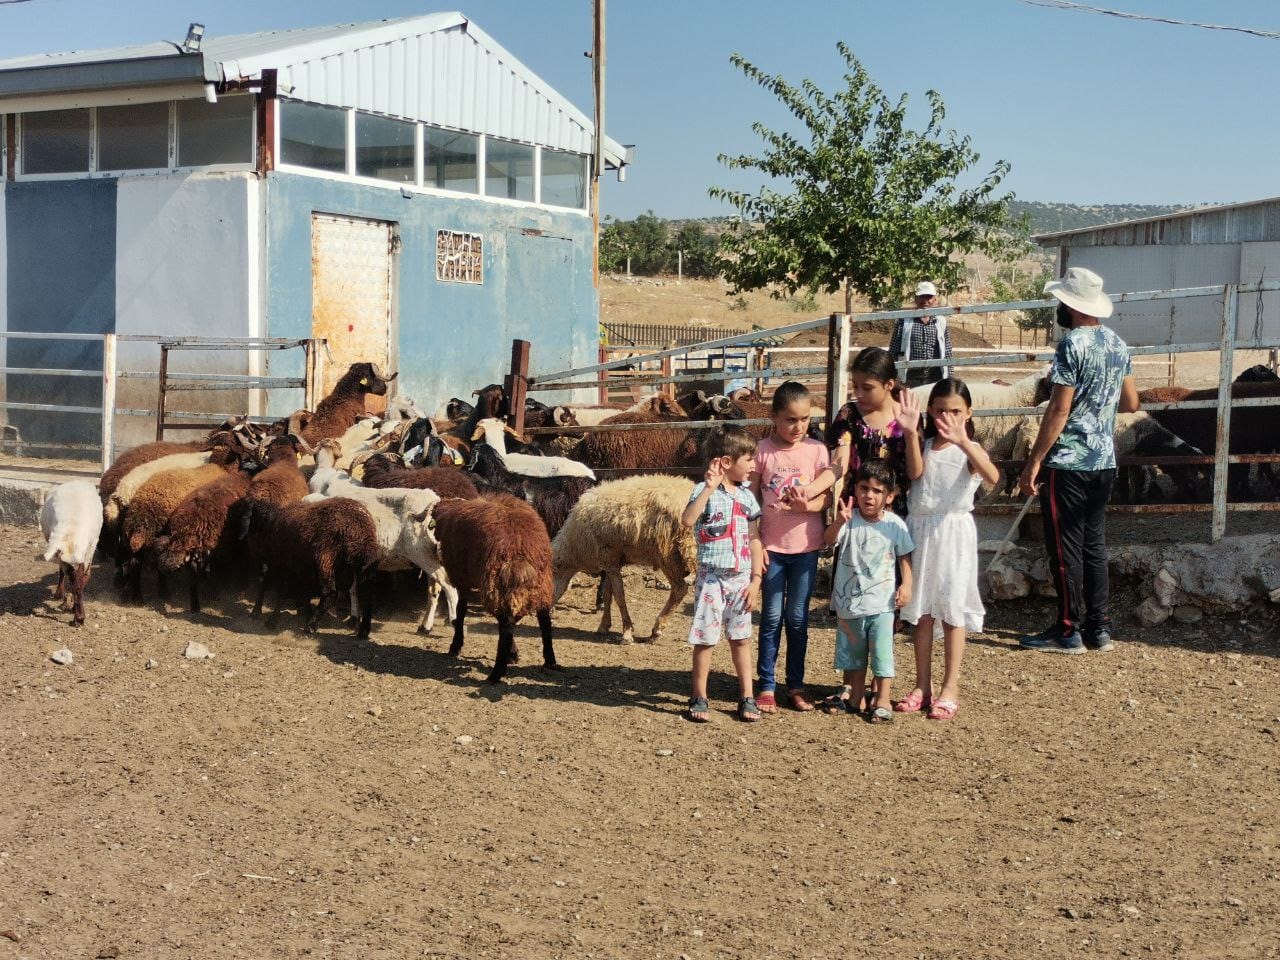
[
  {"xmin": 1018, "ymin": 267, "xmax": 1139, "ymax": 655},
  {"xmin": 888, "ymin": 281, "xmax": 953, "ymax": 388}
]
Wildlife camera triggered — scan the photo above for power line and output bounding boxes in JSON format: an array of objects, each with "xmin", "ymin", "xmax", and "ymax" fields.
[{"xmin": 1017, "ymin": 0, "xmax": 1280, "ymax": 40}]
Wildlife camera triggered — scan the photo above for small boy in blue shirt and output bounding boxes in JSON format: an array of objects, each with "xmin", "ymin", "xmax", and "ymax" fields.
[
  {"xmin": 680, "ymin": 425, "xmax": 764, "ymax": 723},
  {"xmin": 823, "ymin": 459, "xmax": 914, "ymax": 723}
]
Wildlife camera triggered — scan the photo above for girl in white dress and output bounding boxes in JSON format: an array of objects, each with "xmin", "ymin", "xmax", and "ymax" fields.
[{"xmin": 894, "ymin": 380, "xmax": 1000, "ymax": 720}]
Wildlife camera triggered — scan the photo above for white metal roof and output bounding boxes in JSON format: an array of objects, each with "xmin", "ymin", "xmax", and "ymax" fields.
[
  {"xmin": 1034, "ymin": 196, "xmax": 1280, "ymax": 246},
  {"xmin": 0, "ymin": 12, "xmax": 632, "ymax": 169}
]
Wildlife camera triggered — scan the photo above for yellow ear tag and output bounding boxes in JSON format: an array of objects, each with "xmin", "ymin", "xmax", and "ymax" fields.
[{"xmin": 360, "ymin": 378, "xmax": 369, "ymax": 386}]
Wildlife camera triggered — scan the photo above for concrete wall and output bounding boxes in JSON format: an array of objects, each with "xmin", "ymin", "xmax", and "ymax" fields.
[
  {"xmin": 0, "ymin": 185, "xmax": 6, "ymax": 413},
  {"xmin": 4, "ymin": 179, "xmax": 116, "ymax": 446},
  {"xmin": 263, "ymin": 173, "xmax": 597, "ymax": 415},
  {"xmin": 113, "ymin": 173, "xmax": 259, "ymax": 451}
]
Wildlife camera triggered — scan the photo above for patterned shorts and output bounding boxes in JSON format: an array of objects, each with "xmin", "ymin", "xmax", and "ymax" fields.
[{"xmin": 687, "ymin": 567, "xmax": 753, "ymax": 647}]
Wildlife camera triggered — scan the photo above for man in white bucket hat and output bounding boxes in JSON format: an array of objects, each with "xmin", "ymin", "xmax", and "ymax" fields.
[
  {"xmin": 1018, "ymin": 266, "xmax": 1139, "ymax": 654},
  {"xmin": 888, "ymin": 281, "xmax": 953, "ymax": 388}
]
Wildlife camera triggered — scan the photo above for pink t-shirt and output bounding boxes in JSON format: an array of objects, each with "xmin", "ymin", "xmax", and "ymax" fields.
[{"xmin": 755, "ymin": 436, "xmax": 831, "ymax": 554}]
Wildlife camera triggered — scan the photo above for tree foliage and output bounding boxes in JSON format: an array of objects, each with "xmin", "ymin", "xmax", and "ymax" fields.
[
  {"xmin": 710, "ymin": 43, "xmax": 1022, "ymax": 311},
  {"xmin": 991, "ymin": 264, "xmax": 1057, "ymax": 332},
  {"xmin": 598, "ymin": 213, "xmax": 721, "ymax": 277}
]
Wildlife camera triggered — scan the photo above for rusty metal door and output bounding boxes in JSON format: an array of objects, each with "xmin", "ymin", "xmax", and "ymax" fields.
[{"xmin": 311, "ymin": 214, "xmax": 396, "ymax": 414}]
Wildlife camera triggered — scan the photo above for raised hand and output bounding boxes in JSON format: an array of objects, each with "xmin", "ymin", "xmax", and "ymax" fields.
[
  {"xmin": 836, "ymin": 495, "xmax": 854, "ymax": 525},
  {"xmin": 896, "ymin": 388, "xmax": 923, "ymax": 436},
  {"xmin": 935, "ymin": 411, "xmax": 967, "ymax": 446},
  {"xmin": 704, "ymin": 457, "xmax": 727, "ymax": 490}
]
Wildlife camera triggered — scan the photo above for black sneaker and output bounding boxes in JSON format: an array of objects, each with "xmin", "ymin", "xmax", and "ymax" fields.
[
  {"xmin": 1083, "ymin": 629, "xmax": 1115, "ymax": 653},
  {"xmin": 1019, "ymin": 626, "xmax": 1085, "ymax": 655}
]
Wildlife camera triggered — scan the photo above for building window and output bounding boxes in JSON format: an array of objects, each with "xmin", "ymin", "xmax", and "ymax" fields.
[
  {"xmin": 541, "ymin": 149, "xmax": 587, "ymax": 209},
  {"xmin": 21, "ymin": 108, "xmax": 91, "ymax": 175},
  {"xmin": 436, "ymin": 230, "xmax": 483, "ymax": 284},
  {"xmin": 177, "ymin": 96, "xmax": 254, "ymax": 167},
  {"xmin": 484, "ymin": 138, "xmax": 535, "ymax": 202},
  {"xmin": 280, "ymin": 100, "xmax": 347, "ymax": 173},
  {"xmin": 98, "ymin": 101, "xmax": 170, "ymax": 171},
  {"xmin": 355, "ymin": 112, "xmax": 416, "ymax": 183},
  {"xmin": 425, "ymin": 127, "xmax": 478, "ymax": 194}
]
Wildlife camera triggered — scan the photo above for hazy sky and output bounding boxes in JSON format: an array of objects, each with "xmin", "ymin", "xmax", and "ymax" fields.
[{"xmin": 2, "ymin": 0, "xmax": 1277, "ymax": 219}]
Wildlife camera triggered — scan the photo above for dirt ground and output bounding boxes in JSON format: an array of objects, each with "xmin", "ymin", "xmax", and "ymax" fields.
[{"xmin": 2, "ymin": 522, "xmax": 1278, "ymax": 960}]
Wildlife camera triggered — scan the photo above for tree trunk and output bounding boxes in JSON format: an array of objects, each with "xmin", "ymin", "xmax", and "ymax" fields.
[{"xmin": 844, "ymin": 279, "xmax": 853, "ymax": 316}]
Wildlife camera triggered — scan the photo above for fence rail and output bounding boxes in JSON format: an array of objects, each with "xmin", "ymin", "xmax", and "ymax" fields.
[{"xmin": 602, "ymin": 321, "xmax": 753, "ymax": 347}]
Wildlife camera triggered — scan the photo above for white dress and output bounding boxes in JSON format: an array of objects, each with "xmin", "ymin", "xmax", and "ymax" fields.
[{"xmin": 901, "ymin": 441, "xmax": 984, "ymax": 640}]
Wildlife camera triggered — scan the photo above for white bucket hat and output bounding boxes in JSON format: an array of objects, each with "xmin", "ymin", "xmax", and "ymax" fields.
[
  {"xmin": 914, "ymin": 281, "xmax": 938, "ymax": 298},
  {"xmin": 1044, "ymin": 267, "xmax": 1114, "ymax": 319}
]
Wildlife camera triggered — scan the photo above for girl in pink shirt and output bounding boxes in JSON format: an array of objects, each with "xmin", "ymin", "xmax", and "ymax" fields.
[{"xmin": 750, "ymin": 381, "xmax": 835, "ymax": 712}]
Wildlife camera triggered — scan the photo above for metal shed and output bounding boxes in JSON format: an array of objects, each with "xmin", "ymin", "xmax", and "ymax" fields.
[
  {"xmin": 0, "ymin": 12, "xmax": 631, "ymax": 451},
  {"xmin": 1035, "ymin": 198, "xmax": 1280, "ymax": 347}
]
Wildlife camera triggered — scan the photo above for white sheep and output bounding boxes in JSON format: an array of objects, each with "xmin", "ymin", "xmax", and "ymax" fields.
[
  {"xmin": 104, "ymin": 450, "xmax": 213, "ymax": 528},
  {"xmin": 39, "ymin": 480, "xmax": 104, "ymax": 627},
  {"xmin": 551, "ymin": 475, "xmax": 696, "ymax": 643},
  {"xmin": 302, "ymin": 482, "xmax": 456, "ymax": 634},
  {"xmin": 472, "ymin": 418, "xmax": 596, "ymax": 479}
]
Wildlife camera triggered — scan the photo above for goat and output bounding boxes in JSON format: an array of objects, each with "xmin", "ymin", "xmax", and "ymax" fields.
[
  {"xmin": 470, "ymin": 419, "xmax": 595, "ymax": 479},
  {"xmin": 39, "ymin": 480, "xmax": 104, "ymax": 627},
  {"xmin": 551, "ymin": 476, "xmax": 696, "ymax": 643},
  {"xmin": 301, "ymin": 362, "xmax": 397, "ymax": 445},
  {"xmin": 430, "ymin": 493, "xmax": 557, "ymax": 684}
]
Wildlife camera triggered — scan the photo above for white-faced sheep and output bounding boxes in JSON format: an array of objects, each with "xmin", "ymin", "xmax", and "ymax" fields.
[
  {"xmin": 429, "ymin": 493, "xmax": 557, "ymax": 684},
  {"xmin": 551, "ymin": 475, "xmax": 696, "ymax": 643},
  {"xmin": 39, "ymin": 480, "xmax": 104, "ymax": 627}
]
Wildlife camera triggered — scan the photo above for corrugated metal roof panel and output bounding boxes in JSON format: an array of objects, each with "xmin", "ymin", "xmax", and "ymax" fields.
[
  {"xmin": 1036, "ymin": 196, "xmax": 1280, "ymax": 247},
  {"xmin": 0, "ymin": 11, "xmax": 629, "ymax": 167}
]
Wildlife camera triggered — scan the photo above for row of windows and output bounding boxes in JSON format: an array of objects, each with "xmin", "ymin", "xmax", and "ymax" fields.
[
  {"xmin": 2, "ymin": 97, "xmax": 589, "ymax": 211},
  {"xmin": 278, "ymin": 100, "xmax": 588, "ymax": 209}
]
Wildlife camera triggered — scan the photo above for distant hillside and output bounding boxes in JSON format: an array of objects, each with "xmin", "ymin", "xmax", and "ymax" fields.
[{"xmin": 1011, "ymin": 201, "xmax": 1195, "ymax": 236}]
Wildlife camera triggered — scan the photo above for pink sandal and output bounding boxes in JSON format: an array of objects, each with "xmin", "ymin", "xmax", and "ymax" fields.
[
  {"xmin": 893, "ymin": 688, "xmax": 931, "ymax": 713},
  {"xmin": 927, "ymin": 698, "xmax": 959, "ymax": 721}
]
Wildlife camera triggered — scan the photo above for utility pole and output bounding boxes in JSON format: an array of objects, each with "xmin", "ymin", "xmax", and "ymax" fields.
[{"xmin": 591, "ymin": 0, "xmax": 605, "ymax": 289}]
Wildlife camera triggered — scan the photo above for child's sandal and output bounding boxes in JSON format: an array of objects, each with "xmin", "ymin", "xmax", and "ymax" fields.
[
  {"xmin": 819, "ymin": 686, "xmax": 853, "ymax": 715},
  {"xmin": 893, "ymin": 688, "xmax": 931, "ymax": 714},
  {"xmin": 737, "ymin": 697, "xmax": 762, "ymax": 722}
]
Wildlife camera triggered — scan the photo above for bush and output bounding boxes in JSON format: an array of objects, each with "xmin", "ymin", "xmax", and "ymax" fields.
[{"xmin": 991, "ymin": 265, "xmax": 1055, "ymax": 332}]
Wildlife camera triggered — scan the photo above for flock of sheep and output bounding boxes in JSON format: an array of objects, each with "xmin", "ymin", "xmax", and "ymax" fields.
[{"xmin": 35, "ymin": 355, "xmax": 1279, "ymax": 682}]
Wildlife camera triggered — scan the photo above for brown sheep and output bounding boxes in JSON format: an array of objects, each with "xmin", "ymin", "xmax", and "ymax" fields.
[
  {"xmin": 99, "ymin": 440, "xmax": 206, "ymax": 505},
  {"xmin": 573, "ymin": 396, "xmax": 703, "ymax": 478},
  {"xmin": 153, "ymin": 463, "xmax": 256, "ymax": 612},
  {"xmin": 359, "ymin": 453, "xmax": 480, "ymax": 500},
  {"xmin": 301, "ymin": 362, "xmax": 397, "ymax": 444},
  {"xmin": 1141, "ymin": 380, "xmax": 1280, "ymax": 499},
  {"xmin": 246, "ymin": 498, "xmax": 382, "ymax": 637},
  {"xmin": 432, "ymin": 493, "xmax": 557, "ymax": 684}
]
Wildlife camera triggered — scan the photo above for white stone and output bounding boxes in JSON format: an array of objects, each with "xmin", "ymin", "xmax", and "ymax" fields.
[
  {"xmin": 453, "ymin": 735, "xmax": 473, "ymax": 746},
  {"xmin": 1153, "ymin": 567, "xmax": 1181, "ymax": 607},
  {"xmin": 1137, "ymin": 598, "xmax": 1172, "ymax": 627},
  {"xmin": 49, "ymin": 648, "xmax": 73, "ymax": 666},
  {"xmin": 183, "ymin": 641, "xmax": 213, "ymax": 660},
  {"xmin": 986, "ymin": 556, "xmax": 1031, "ymax": 600}
]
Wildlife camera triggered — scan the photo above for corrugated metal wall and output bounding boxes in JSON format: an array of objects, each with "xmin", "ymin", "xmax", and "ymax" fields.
[
  {"xmin": 1050, "ymin": 200, "xmax": 1280, "ymax": 248},
  {"xmin": 277, "ymin": 24, "xmax": 595, "ymax": 155}
]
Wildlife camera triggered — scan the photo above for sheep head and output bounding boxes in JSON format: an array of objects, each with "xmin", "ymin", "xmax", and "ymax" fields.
[
  {"xmin": 337, "ymin": 361, "xmax": 396, "ymax": 398},
  {"xmin": 553, "ymin": 406, "xmax": 578, "ymax": 427},
  {"xmin": 446, "ymin": 397, "xmax": 475, "ymax": 421}
]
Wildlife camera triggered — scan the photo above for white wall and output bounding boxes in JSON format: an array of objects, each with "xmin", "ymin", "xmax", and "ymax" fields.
[
  {"xmin": 0, "ymin": 185, "xmax": 7, "ymax": 414},
  {"xmin": 114, "ymin": 173, "xmax": 255, "ymax": 449}
]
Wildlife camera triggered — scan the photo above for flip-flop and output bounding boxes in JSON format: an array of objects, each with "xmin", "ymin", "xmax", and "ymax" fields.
[
  {"xmin": 755, "ymin": 691, "xmax": 778, "ymax": 714},
  {"xmin": 819, "ymin": 688, "xmax": 852, "ymax": 715},
  {"xmin": 927, "ymin": 698, "xmax": 959, "ymax": 721},
  {"xmin": 737, "ymin": 697, "xmax": 762, "ymax": 722},
  {"xmin": 893, "ymin": 688, "xmax": 932, "ymax": 714},
  {"xmin": 867, "ymin": 706, "xmax": 894, "ymax": 724},
  {"xmin": 687, "ymin": 696, "xmax": 711, "ymax": 723},
  {"xmin": 786, "ymin": 690, "xmax": 816, "ymax": 712}
]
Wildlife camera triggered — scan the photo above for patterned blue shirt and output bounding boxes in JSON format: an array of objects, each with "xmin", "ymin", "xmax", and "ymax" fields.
[
  {"xmin": 688, "ymin": 482, "xmax": 761, "ymax": 573},
  {"xmin": 1046, "ymin": 325, "xmax": 1133, "ymax": 471},
  {"xmin": 831, "ymin": 511, "xmax": 914, "ymax": 618}
]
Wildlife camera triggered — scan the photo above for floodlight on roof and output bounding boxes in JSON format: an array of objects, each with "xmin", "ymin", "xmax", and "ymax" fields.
[{"xmin": 183, "ymin": 23, "xmax": 205, "ymax": 54}]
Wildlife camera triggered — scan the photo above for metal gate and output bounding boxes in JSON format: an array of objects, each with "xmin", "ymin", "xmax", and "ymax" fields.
[{"xmin": 311, "ymin": 214, "xmax": 397, "ymax": 414}]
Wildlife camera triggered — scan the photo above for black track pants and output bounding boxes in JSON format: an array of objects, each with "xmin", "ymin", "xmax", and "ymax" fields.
[{"xmin": 1039, "ymin": 467, "xmax": 1116, "ymax": 634}]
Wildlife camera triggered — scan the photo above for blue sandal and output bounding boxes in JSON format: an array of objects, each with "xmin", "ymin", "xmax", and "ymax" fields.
[
  {"xmin": 737, "ymin": 697, "xmax": 761, "ymax": 722},
  {"xmin": 687, "ymin": 697, "xmax": 711, "ymax": 723}
]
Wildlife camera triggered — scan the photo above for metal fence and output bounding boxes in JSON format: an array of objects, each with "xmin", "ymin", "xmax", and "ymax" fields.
[
  {"xmin": 0, "ymin": 332, "xmax": 323, "ymax": 472},
  {"xmin": 505, "ymin": 281, "xmax": 1280, "ymax": 543}
]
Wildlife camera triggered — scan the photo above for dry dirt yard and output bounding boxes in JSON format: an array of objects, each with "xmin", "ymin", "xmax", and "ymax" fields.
[{"xmin": 1, "ymin": 522, "xmax": 1278, "ymax": 960}]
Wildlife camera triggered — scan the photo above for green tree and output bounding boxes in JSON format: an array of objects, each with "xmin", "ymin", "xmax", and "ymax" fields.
[
  {"xmin": 598, "ymin": 211, "xmax": 672, "ymax": 275},
  {"xmin": 710, "ymin": 44, "xmax": 1022, "ymax": 312},
  {"xmin": 991, "ymin": 264, "xmax": 1056, "ymax": 333},
  {"xmin": 670, "ymin": 222, "xmax": 720, "ymax": 279}
]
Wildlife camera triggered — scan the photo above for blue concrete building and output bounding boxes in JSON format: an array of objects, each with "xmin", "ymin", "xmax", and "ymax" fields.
[{"xmin": 0, "ymin": 12, "xmax": 630, "ymax": 450}]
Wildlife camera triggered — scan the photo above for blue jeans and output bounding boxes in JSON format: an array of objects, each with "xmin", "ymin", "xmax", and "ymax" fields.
[{"xmin": 757, "ymin": 549, "xmax": 819, "ymax": 693}]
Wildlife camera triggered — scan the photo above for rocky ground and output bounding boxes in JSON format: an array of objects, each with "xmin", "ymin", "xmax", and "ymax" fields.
[{"xmin": 1, "ymin": 521, "xmax": 1278, "ymax": 960}]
